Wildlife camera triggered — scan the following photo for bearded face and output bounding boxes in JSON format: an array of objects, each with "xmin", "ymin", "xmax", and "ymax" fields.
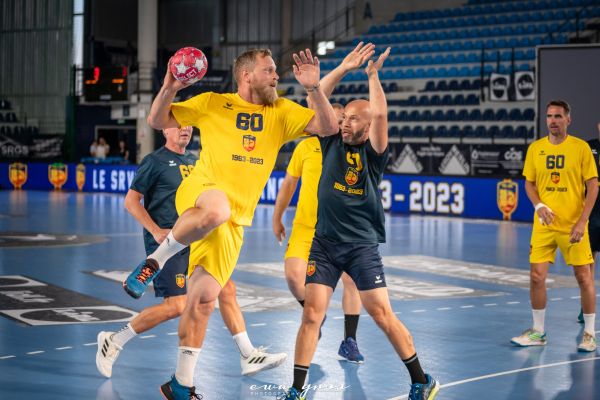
[{"xmin": 254, "ymin": 83, "xmax": 278, "ymax": 105}]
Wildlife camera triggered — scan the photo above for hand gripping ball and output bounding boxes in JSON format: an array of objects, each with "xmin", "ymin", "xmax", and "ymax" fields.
[{"xmin": 169, "ymin": 47, "xmax": 208, "ymax": 84}]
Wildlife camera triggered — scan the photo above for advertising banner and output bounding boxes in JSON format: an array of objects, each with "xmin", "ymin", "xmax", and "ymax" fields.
[{"xmin": 0, "ymin": 163, "xmax": 534, "ymax": 222}]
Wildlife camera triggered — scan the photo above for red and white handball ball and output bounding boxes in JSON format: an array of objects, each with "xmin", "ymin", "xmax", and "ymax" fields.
[{"xmin": 169, "ymin": 47, "xmax": 208, "ymax": 84}]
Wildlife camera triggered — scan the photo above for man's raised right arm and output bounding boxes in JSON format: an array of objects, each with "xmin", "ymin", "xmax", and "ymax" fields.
[{"xmin": 147, "ymin": 69, "xmax": 191, "ymax": 130}]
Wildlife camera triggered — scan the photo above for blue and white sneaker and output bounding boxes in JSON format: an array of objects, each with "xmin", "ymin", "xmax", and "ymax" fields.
[
  {"xmin": 276, "ymin": 387, "xmax": 306, "ymax": 400},
  {"xmin": 408, "ymin": 374, "xmax": 439, "ymax": 400},
  {"xmin": 123, "ymin": 258, "xmax": 159, "ymax": 299},
  {"xmin": 160, "ymin": 375, "xmax": 202, "ymax": 400},
  {"xmin": 338, "ymin": 337, "xmax": 365, "ymax": 364}
]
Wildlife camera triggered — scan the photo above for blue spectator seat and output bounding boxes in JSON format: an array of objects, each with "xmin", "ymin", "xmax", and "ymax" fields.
[
  {"xmin": 457, "ymin": 109, "xmax": 470, "ymax": 120},
  {"xmin": 446, "ymin": 109, "xmax": 457, "ymax": 121},
  {"xmin": 482, "ymin": 109, "xmax": 495, "ymax": 121}
]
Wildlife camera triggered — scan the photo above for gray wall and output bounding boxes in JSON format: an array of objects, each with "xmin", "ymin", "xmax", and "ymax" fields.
[
  {"xmin": 537, "ymin": 45, "xmax": 600, "ymax": 140},
  {"xmin": 0, "ymin": 0, "xmax": 73, "ymax": 134}
]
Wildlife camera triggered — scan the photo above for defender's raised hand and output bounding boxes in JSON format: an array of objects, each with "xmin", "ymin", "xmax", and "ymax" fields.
[
  {"xmin": 292, "ymin": 49, "xmax": 320, "ymax": 89},
  {"xmin": 341, "ymin": 42, "xmax": 376, "ymax": 72},
  {"xmin": 365, "ymin": 47, "xmax": 391, "ymax": 76}
]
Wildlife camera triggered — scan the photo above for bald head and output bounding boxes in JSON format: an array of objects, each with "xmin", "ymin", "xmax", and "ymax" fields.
[
  {"xmin": 341, "ymin": 99, "xmax": 372, "ymax": 145},
  {"xmin": 345, "ymin": 99, "xmax": 372, "ymax": 122}
]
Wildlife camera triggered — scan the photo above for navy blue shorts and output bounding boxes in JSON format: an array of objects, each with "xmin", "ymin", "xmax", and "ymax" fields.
[
  {"xmin": 306, "ymin": 235, "xmax": 386, "ymax": 291},
  {"xmin": 145, "ymin": 245, "xmax": 189, "ymax": 298},
  {"xmin": 589, "ymin": 225, "xmax": 600, "ymax": 253}
]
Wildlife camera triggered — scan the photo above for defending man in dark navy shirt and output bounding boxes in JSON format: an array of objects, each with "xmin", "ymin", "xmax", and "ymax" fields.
[{"xmin": 281, "ymin": 48, "xmax": 439, "ymax": 400}]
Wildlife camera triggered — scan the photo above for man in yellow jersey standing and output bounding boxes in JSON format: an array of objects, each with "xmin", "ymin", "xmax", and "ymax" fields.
[
  {"xmin": 122, "ymin": 48, "xmax": 339, "ymax": 399},
  {"xmin": 273, "ymin": 42, "xmax": 376, "ymax": 363},
  {"xmin": 511, "ymin": 100, "xmax": 598, "ymax": 352}
]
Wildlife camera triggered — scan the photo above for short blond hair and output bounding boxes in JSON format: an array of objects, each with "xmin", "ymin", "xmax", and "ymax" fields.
[{"xmin": 233, "ymin": 48, "xmax": 272, "ymax": 83}]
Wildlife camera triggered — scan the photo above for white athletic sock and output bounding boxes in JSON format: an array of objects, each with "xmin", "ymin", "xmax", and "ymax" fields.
[
  {"xmin": 111, "ymin": 323, "xmax": 137, "ymax": 347},
  {"xmin": 233, "ymin": 331, "xmax": 255, "ymax": 358},
  {"xmin": 148, "ymin": 231, "xmax": 186, "ymax": 269},
  {"xmin": 175, "ymin": 346, "xmax": 201, "ymax": 387},
  {"xmin": 532, "ymin": 308, "xmax": 546, "ymax": 333},
  {"xmin": 583, "ymin": 313, "xmax": 596, "ymax": 336}
]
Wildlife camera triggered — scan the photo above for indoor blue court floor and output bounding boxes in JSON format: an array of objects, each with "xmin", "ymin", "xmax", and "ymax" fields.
[{"xmin": 0, "ymin": 190, "xmax": 598, "ymax": 399}]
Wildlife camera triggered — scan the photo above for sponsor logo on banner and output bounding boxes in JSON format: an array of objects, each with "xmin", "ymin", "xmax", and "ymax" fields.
[
  {"xmin": 175, "ymin": 273, "xmax": 186, "ymax": 288},
  {"xmin": 439, "ymin": 145, "xmax": 470, "ymax": 175},
  {"xmin": 497, "ymin": 179, "xmax": 518, "ymax": 220},
  {"xmin": 8, "ymin": 162, "xmax": 27, "ymax": 189},
  {"xmin": 515, "ymin": 71, "xmax": 535, "ymax": 100},
  {"xmin": 490, "ymin": 73, "xmax": 509, "ymax": 101},
  {"xmin": 243, "ymin": 135, "xmax": 256, "ymax": 152},
  {"xmin": 344, "ymin": 167, "xmax": 359, "ymax": 185},
  {"xmin": 76, "ymin": 163, "xmax": 86, "ymax": 191},
  {"xmin": 48, "ymin": 163, "xmax": 67, "ymax": 190},
  {"xmin": 0, "ymin": 275, "xmax": 137, "ymax": 325},
  {"xmin": 306, "ymin": 261, "xmax": 316, "ymax": 276},
  {"xmin": 388, "ymin": 144, "xmax": 424, "ymax": 173}
]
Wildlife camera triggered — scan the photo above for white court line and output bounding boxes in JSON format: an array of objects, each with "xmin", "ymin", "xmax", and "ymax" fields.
[
  {"xmin": 55, "ymin": 346, "xmax": 72, "ymax": 350},
  {"xmin": 0, "ymin": 355, "xmax": 16, "ymax": 359},
  {"xmin": 333, "ymin": 316, "xmax": 344, "ymax": 320},
  {"xmin": 27, "ymin": 351, "xmax": 44, "ymax": 355},
  {"xmin": 83, "ymin": 342, "xmax": 96, "ymax": 346},
  {"xmin": 250, "ymin": 323, "xmax": 266, "ymax": 327},
  {"xmin": 387, "ymin": 356, "xmax": 600, "ymax": 400},
  {"xmin": 412, "ymin": 310, "xmax": 426, "ymax": 313},
  {"xmin": 437, "ymin": 307, "xmax": 451, "ymax": 311},
  {"xmin": 550, "ymin": 298, "xmax": 563, "ymax": 301},
  {"xmin": 572, "ymin": 296, "xmax": 581, "ymax": 299},
  {"xmin": 167, "ymin": 332, "xmax": 178, "ymax": 336},
  {"xmin": 278, "ymin": 320, "xmax": 294, "ymax": 324},
  {"xmin": 460, "ymin": 305, "xmax": 474, "ymax": 309},
  {"xmin": 484, "ymin": 303, "xmax": 497, "ymax": 307},
  {"xmin": 506, "ymin": 301, "xmax": 520, "ymax": 305},
  {"xmin": 140, "ymin": 335, "xmax": 156, "ymax": 339}
]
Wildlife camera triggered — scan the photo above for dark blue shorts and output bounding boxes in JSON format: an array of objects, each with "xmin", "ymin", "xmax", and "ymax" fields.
[
  {"xmin": 306, "ymin": 235, "xmax": 386, "ymax": 291},
  {"xmin": 146, "ymin": 245, "xmax": 189, "ymax": 298},
  {"xmin": 589, "ymin": 225, "xmax": 600, "ymax": 253}
]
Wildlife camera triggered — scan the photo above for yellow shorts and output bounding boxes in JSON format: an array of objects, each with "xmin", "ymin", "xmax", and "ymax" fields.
[
  {"xmin": 530, "ymin": 227, "xmax": 593, "ymax": 266},
  {"xmin": 175, "ymin": 175, "xmax": 244, "ymax": 287},
  {"xmin": 285, "ymin": 223, "xmax": 315, "ymax": 262}
]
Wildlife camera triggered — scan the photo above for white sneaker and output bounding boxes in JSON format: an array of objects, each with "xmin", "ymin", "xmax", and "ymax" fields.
[
  {"xmin": 510, "ymin": 328, "xmax": 547, "ymax": 346},
  {"xmin": 578, "ymin": 331, "xmax": 597, "ymax": 352},
  {"xmin": 240, "ymin": 346, "xmax": 287, "ymax": 376},
  {"xmin": 96, "ymin": 331, "xmax": 123, "ymax": 378}
]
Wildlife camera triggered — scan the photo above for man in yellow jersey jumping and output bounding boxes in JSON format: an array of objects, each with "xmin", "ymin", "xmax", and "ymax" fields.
[
  {"xmin": 273, "ymin": 42, "xmax": 376, "ymax": 364},
  {"xmin": 511, "ymin": 100, "xmax": 598, "ymax": 352},
  {"xmin": 123, "ymin": 48, "xmax": 339, "ymax": 399}
]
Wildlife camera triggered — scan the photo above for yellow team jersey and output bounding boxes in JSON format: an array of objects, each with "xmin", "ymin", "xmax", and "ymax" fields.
[
  {"xmin": 172, "ymin": 92, "xmax": 314, "ymax": 226},
  {"xmin": 523, "ymin": 135, "xmax": 598, "ymax": 233},
  {"xmin": 286, "ymin": 136, "xmax": 322, "ymax": 229}
]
